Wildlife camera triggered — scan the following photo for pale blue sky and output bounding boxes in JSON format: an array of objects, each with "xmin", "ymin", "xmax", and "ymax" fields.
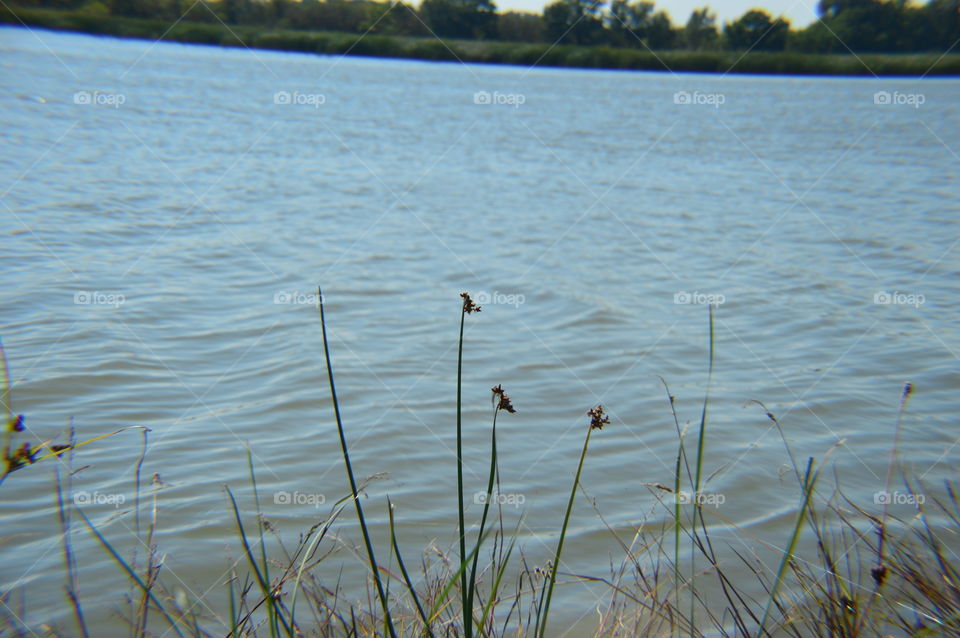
[{"xmin": 496, "ymin": 0, "xmax": 823, "ymax": 27}]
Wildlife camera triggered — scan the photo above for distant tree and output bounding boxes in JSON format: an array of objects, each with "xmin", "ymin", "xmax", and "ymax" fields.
[
  {"xmin": 221, "ymin": 0, "xmax": 252, "ymax": 24},
  {"xmin": 497, "ymin": 10, "xmax": 545, "ymax": 41},
  {"xmin": 420, "ymin": 0, "xmax": 498, "ymax": 39},
  {"xmin": 724, "ymin": 9, "xmax": 789, "ymax": 51},
  {"xmin": 924, "ymin": 0, "xmax": 960, "ymax": 50},
  {"xmin": 814, "ymin": 0, "xmax": 918, "ymax": 51},
  {"xmin": 543, "ymin": 0, "xmax": 605, "ymax": 45},
  {"xmin": 683, "ymin": 6, "xmax": 718, "ymax": 49},
  {"xmin": 646, "ymin": 9, "xmax": 675, "ymax": 48},
  {"xmin": 605, "ymin": 0, "xmax": 654, "ymax": 46},
  {"xmin": 108, "ymin": 0, "xmax": 152, "ymax": 18}
]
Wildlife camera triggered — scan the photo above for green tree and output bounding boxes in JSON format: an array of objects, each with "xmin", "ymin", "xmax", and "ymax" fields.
[
  {"xmin": 724, "ymin": 9, "xmax": 789, "ymax": 51},
  {"xmin": 420, "ymin": 0, "xmax": 498, "ymax": 39},
  {"xmin": 497, "ymin": 10, "xmax": 545, "ymax": 41},
  {"xmin": 683, "ymin": 6, "xmax": 718, "ymax": 49},
  {"xmin": 815, "ymin": 0, "xmax": 920, "ymax": 51},
  {"xmin": 543, "ymin": 0, "xmax": 605, "ymax": 45},
  {"xmin": 924, "ymin": 0, "xmax": 960, "ymax": 50},
  {"xmin": 605, "ymin": 0, "xmax": 654, "ymax": 46},
  {"xmin": 646, "ymin": 9, "xmax": 675, "ymax": 48}
]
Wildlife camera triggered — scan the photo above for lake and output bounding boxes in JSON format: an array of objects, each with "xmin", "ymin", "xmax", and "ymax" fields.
[{"xmin": 1, "ymin": 25, "xmax": 958, "ymax": 635}]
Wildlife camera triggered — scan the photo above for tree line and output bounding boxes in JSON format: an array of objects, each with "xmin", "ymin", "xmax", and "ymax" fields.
[{"xmin": 17, "ymin": 0, "xmax": 960, "ymax": 53}]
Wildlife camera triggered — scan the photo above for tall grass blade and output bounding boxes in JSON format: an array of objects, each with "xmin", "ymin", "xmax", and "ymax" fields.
[
  {"xmin": 224, "ymin": 485, "xmax": 294, "ymax": 636},
  {"xmin": 758, "ymin": 456, "xmax": 818, "ymax": 634},
  {"xmin": 75, "ymin": 507, "xmax": 185, "ymax": 638},
  {"xmin": 317, "ymin": 288, "xmax": 396, "ymax": 638},
  {"xmin": 387, "ymin": 498, "xmax": 435, "ymax": 637}
]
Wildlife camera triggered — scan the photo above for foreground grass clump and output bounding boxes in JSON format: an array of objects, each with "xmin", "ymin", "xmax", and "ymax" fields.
[
  {"xmin": 3, "ymin": 6, "xmax": 960, "ymax": 76},
  {"xmin": 2, "ymin": 293, "xmax": 959, "ymax": 636}
]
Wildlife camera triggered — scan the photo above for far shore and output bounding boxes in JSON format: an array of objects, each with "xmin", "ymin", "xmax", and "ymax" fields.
[{"xmin": 3, "ymin": 6, "xmax": 960, "ymax": 77}]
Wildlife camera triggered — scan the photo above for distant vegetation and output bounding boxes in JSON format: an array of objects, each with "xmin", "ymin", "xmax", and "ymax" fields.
[
  {"xmin": 4, "ymin": 3, "xmax": 960, "ymax": 75},
  {"xmin": 6, "ymin": 0, "xmax": 960, "ymax": 56}
]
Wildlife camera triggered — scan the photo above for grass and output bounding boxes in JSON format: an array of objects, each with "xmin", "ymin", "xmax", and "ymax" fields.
[
  {"xmin": 3, "ymin": 5, "xmax": 960, "ymax": 76},
  {"xmin": 2, "ymin": 291, "xmax": 959, "ymax": 636}
]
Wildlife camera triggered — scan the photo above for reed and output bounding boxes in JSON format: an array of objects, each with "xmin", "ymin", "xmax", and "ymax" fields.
[{"xmin": 2, "ymin": 296, "xmax": 958, "ymax": 637}]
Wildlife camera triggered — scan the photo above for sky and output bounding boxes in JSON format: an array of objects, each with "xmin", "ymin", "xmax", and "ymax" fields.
[{"xmin": 496, "ymin": 0, "xmax": 824, "ymax": 28}]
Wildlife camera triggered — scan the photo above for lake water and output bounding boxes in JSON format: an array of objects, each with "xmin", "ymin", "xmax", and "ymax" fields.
[{"xmin": 1, "ymin": 25, "xmax": 958, "ymax": 635}]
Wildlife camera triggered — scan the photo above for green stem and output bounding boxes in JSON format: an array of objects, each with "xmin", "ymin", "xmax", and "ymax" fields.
[
  {"xmin": 318, "ymin": 288, "xmax": 396, "ymax": 638},
  {"xmin": 467, "ymin": 407, "xmax": 499, "ymax": 630},
  {"xmin": 539, "ymin": 426, "xmax": 593, "ymax": 638},
  {"xmin": 457, "ymin": 308, "xmax": 470, "ymax": 636}
]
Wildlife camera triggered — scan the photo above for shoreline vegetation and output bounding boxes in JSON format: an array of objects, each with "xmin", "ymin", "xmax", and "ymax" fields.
[
  {"xmin": 2, "ymin": 294, "xmax": 959, "ymax": 636},
  {"xmin": 4, "ymin": 6, "xmax": 960, "ymax": 76}
]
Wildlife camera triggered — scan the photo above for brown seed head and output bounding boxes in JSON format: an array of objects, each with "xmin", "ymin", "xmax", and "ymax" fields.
[
  {"xmin": 460, "ymin": 292, "xmax": 481, "ymax": 314},
  {"xmin": 588, "ymin": 405, "xmax": 610, "ymax": 430},
  {"xmin": 491, "ymin": 384, "xmax": 516, "ymax": 413}
]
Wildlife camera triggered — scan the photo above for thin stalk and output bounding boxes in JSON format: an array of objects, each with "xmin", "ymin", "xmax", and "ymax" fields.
[
  {"xmin": 539, "ymin": 425, "xmax": 595, "ymax": 638},
  {"xmin": 387, "ymin": 498, "xmax": 434, "ymax": 637},
  {"xmin": 75, "ymin": 507, "xmax": 185, "ymax": 638},
  {"xmin": 245, "ymin": 447, "xmax": 280, "ymax": 638},
  {"xmin": 55, "ymin": 468, "xmax": 88, "ymax": 638},
  {"xmin": 456, "ymin": 303, "xmax": 470, "ymax": 637},
  {"xmin": 879, "ymin": 383, "xmax": 913, "ymax": 568},
  {"xmin": 467, "ymin": 405, "xmax": 500, "ymax": 630},
  {"xmin": 758, "ymin": 457, "xmax": 818, "ymax": 635},
  {"xmin": 318, "ymin": 288, "xmax": 396, "ymax": 638},
  {"xmin": 689, "ymin": 304, "xmax": 715, "ymax": 635},
  {"xmin": 478, "ymin": 531, "xmax": 517, "ymax": 636},
  {"xmin": 224, "ymin": 486, "xmax": 293, "ymax": 636}
]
